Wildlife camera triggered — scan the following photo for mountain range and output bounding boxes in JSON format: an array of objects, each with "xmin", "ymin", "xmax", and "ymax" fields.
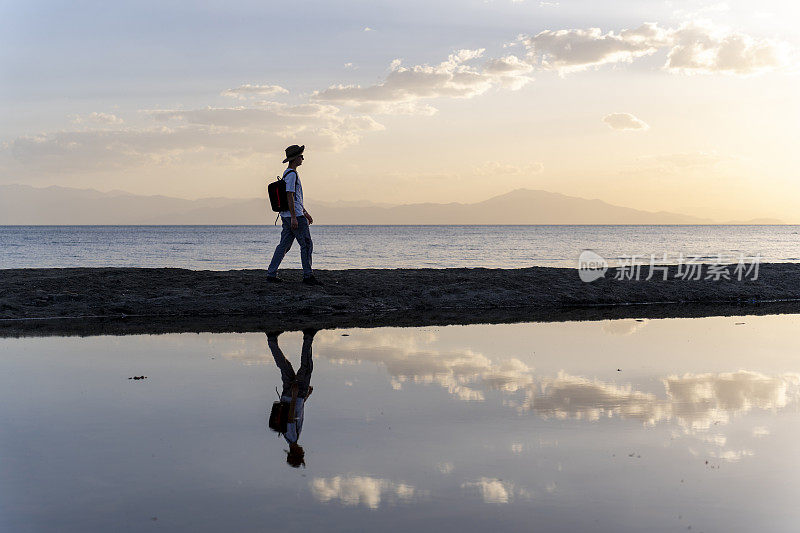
[{"xmin": 0, "ymin": 184, "xmax": 784, "ymax": 225}]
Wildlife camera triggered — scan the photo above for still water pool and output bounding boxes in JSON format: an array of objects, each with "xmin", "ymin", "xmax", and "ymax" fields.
[{"xmin": 2, "ymin": 315, "xmax": 800, "ymax": 532}]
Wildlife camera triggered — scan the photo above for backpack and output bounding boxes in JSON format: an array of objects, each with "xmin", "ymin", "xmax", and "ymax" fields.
[
  {"xmin": 268, "ymin": 400, "xmax": 290, "ymax": 434},
  {"xmin": 267, "ymin": 169, "xmax": 297, "ymax": 214}
]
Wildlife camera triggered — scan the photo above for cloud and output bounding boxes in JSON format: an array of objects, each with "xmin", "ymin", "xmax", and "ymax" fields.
[
  {"xmin": 523, "ymin": 23, "xmax": 670, "ymax": 73},
  {"xmin": 474, "ymin": 161, "xmax": 544, "ymax": 176},
  {"xmin": 521, "ymin": 21, "xmax": 791, "ymax": 75},
  {"xmin": 318, "ymin": 332, "xmax": 800, "ymax": 432},
  {"xmin": 312, "ymin": 49, "xmax": 533, "ymax": 115},
  {"xmin": 216, "ymin": 335, "xmax": 280, "ymax": 365},
  {"xmin": 672, "ymin": 2, "xmax": 730, "ymax": 19},
  {"xmin": 461, "ymin": 478, "xmax": 532, "ymax": 503},
  {"xmin": 712, "ymin": 448, "xmax": 754, "ymax": 462},
  {"xmin": 602, "ymin": 112, "xmax": 649, "ymax": 131},
  {"xmin": 148, "ymin": 102, "xmax": 360, "ymax": 130},
  {"xmin": 624, "ymin": 151, "xmax": 737, "ymax": 180},
  {"xmin": 317, "ymin": 330, "xmax": 534, "ymax": 402},
  {"xmin": 363, "ymin": 27, "xmax": 374, "ymax": 32},
  {"xmin": 72, "ymin": 112, "xmax": 124, "ymax": 126},
  {"xmin": 482, "ymin": 55, "xmax": 535, "ymax": 89},
  {"xmin": 4, "ymin": 102, "xmax": 384, "ymax": 174},
  {"xmin": 601, "ymin": 318, "xmax": 649, "ymax": 336},
  {"xmin": 462, "ymin": 478, "xmax": 513, "ymax": 503},
  {"xmin": 317, "ymin": 330, "xmax": 798, "ymax": 465},
  {"xmin": 436, "ymin": 462, "xmax": 454, "ymax": 474},
  {"xmin": 523, "ymin": 370, "xmax": 800, "ymax": 431},
  {"xmin": 529, "ymin": 371, "xmax": 667, "ymax": 423},
  {"xmin": 5, "ymin": 127, "xmax": 204, "ymax": 172},
  {"xmin": 310, "ymin": 476, "xmax": 416, "ymax": 508},
  {"xmin": 343, "ymin": 101, "xmax": 439, "ymax": 116},
  {"xmin": 665, "ymin": 21, "xmax": 790, "ymax": 76},
  {"xmin": 663, "ymin": 370, "xmax": 800, "ymax": 430},
  {"xmin": 4, "ymin": 20, "xmax": 791, "ymax": 181},
  {"xmin": 221, "ymin": 84, "xmax": 289, "ymax": 99}
]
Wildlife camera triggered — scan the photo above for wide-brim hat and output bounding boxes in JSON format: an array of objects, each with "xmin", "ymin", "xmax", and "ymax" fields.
[{"xmin": 282, "ymin": 144, "xmax": 305, "ymax": 163}]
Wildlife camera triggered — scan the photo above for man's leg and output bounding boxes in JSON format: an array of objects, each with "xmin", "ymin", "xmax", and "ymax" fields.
[
  {"xmin": 293, "ymin": 217, "xmax": 313, "ymax": 278},
  {"xmin": 267, "ymin": 334, "xmax": 296, "ymax": 395},
  {"xmin": 296, "ymin": 330, "xmax": 315, "ymax": 396},
  {"xmin": 267, "ymin": 218, "xmax": 295, "ymax": 277}
]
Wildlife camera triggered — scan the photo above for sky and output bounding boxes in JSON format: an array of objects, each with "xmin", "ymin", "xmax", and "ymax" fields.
[{"xmin": 1, "ymin": 0, "xmax": 798, "ymax": 221}]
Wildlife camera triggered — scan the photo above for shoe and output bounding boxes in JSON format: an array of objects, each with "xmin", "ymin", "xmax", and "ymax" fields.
[
  {"xmin": 266, "ymin": 276, "xmax": 283, "ymax": 283},
  {"xmin": 302, "ymin": 276, "xmax": 323, "ymax": 286}
]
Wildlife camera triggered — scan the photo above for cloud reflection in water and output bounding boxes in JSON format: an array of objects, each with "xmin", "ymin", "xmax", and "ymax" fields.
[
  {"xmin": 310, "ymin": 476, "xmax": 418, "ymax": 509},
  {"xmin": 315, "ymin": 329, "xmax": 800, "ymax": 468},
  {"xmin": 317, "ymin": 331, "xmax": 800, "ymax": 435}
]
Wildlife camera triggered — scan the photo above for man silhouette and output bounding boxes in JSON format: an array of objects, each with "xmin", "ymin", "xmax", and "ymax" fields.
[
  {"xmin": 266, "ymin": 144, "xmax": 322, "ymax": 285},
  {"xmin": 267, "ymin": 329, "xmax": 316, "ymax": 467}
]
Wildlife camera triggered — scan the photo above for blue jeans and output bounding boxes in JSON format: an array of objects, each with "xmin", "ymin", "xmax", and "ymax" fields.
[
  {"xmin": 267, "ymin": 215, "xmax": 313, "ymax": 278},
  {"xmin": 268, "ymin": 334, "xmax": 314, "ymax": 398}
]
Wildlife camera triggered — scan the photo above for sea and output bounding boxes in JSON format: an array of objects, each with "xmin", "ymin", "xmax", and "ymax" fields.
[{"xmin": 1, "ymin": 225, "xmax": 798, "ymax": 270}]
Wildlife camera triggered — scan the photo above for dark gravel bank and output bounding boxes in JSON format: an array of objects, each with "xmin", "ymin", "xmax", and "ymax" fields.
[{"xmin": 2, "ymin": 264, "xmax": 800, "ymax": 337}]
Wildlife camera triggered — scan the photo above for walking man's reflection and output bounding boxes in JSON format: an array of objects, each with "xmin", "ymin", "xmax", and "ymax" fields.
[{"xmin": 267, "ymin": 329, "xmax": 316, "ymax": 467}]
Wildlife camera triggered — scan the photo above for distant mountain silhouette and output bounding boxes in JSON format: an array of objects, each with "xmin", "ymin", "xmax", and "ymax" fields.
[
  {"xmin": 723, "ymin": 217, "xmax": 786, "ymax": 225},
  {"xmin": 0, "ymin": 184, "xmax": 784, "ymax": 225},
  {"xmin": 0, "ymin": 184, "xmax": 245, "ymax": 225}
]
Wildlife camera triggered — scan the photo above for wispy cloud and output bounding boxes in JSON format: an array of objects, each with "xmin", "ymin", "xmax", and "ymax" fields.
[
  {"xmin": 221, "ymin": 84, "xmax": 289, "ymax": 99},
  {"xmin": 665, "ymin": 20, "xmax": 790, "ymax": 76},
  {"xmin": 602, "ymin": 112, "xmax": 649, "ymax": 131},
  {"xmin": 522, "ymin": 21, "xmax": 792, "ymax": 75},
  {"xmin": 2, "ymin": 20, "xmax": 792, "ymax": 180},
  {"xmin": 5, "ymin": 102, "xmax": 384, "ymax": 174},
  {"xmin": 461, "ymin": 478, "xmax": 532, "ymax": 504},
  {"xmin": 524, "ymin": 23, "xmax": 670, "ymax": 73},
  {"xmin": 313, "ymin": 49, "xmax": 533, "ymax": 115},
  {"xmin": 311, "ymin": 476, "xmax": 417, "ymax": 508},
  {"xmin": 71, "ymin": 112, "xmax": 124, "ymax": 126},
  {"xmin": 473, "ymin": 161, "xmax": 544, "ymax": 176},
  {"xmin": 637, "ymin": 151, "xmax": 729, "ymax": 168},
  {"xmin": 318, "ymin": 331, "xmax": 800, "ymax": 435}
]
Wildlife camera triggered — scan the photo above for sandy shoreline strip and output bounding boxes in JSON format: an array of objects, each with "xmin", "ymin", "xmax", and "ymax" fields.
[{"xmin": 2, "ymin": 265, "xmax": 800, "ymax": 337}]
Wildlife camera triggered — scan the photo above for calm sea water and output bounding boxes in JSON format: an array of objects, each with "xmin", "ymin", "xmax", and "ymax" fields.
[
  {"xmin": 1, "ymin": 225, "xmax": 798, "ymax": 270},
  {"xmin": 3, "ymin": 316, "xmax": 800, "ymax": 532}
]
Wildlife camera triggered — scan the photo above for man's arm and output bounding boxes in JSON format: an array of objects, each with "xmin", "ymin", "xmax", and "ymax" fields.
[
  {"xmin": 286, "ymin": 193, "xmax": 298, "ymax": 229},
  {"xmin": 303, "ymin": 208, "xmax": 313, "ymax": 225}
]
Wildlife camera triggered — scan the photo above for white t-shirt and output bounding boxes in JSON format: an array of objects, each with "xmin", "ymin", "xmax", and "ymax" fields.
[
  {"xmin": 281, "ymin": 396, "xmax": 304, "ymax": 444},
  {"xmin": 280, "ymin": 169, "xmax": 304, "ymax": 218}
]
